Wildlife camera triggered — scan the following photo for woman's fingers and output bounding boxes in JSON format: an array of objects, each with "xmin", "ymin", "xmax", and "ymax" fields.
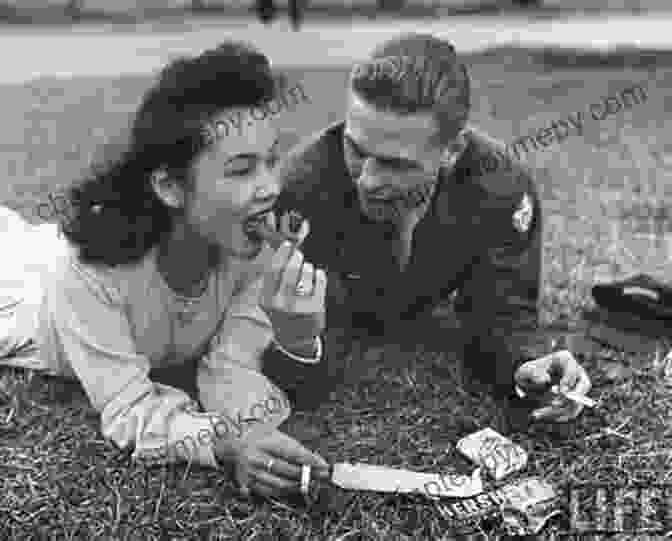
[
  {"xmin": 253, "ymin": 469, "xmax": 301, "ymax": 492},
  {"xmin": 261, "ymin": 241, "xmax": 296, "ymax": 301},
  {"xmin": 295, "ymin": 218, "xmax": 309, "ymax": 247},
  {"xmin": 293, "ymin": 262, "xmax": 315, "ymax": 296},
  {"xmin": 313, "ymin": 268, "xmax": 327, "ymax": 303},
  {"xmin": 282, "ymin": 250, "xmax": 305, "ymax": 294},
  {"xmin": 260, "ymin": 430, "xmax": 329, "ymax": 470},
  {"xmin": 251, "ymin": 454, "xmax": 302, "ymax": 481}
]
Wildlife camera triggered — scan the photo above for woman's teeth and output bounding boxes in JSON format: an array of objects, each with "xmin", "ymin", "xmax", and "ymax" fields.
[{"xmin": 245, "ymin": 212, "xmax": 269, "ymax": 230}]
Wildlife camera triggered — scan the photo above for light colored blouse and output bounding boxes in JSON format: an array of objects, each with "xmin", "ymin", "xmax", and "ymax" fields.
[{"xmin": 35, "ymin": 240, "xmax": 292, "ymax": 469}]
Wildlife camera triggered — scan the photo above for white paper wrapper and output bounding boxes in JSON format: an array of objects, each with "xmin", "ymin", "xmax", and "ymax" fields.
[
  {"xmin": 331, "ymin": 462, "xmax": 483, "ymax": 499},
  {"xmin": 456, "ymin": 427, "xmax": 528, "ymax": 480}
]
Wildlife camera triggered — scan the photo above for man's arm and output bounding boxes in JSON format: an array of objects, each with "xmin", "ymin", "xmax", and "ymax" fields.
[{"xmin": 454, "ymin": 182, "xmax": 545, "ymax": 398}]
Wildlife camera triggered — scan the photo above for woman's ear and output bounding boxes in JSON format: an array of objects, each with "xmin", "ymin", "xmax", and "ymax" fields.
[{"xmin": 150, "ymin": 168, "xmax": 185, "ymax": 209}]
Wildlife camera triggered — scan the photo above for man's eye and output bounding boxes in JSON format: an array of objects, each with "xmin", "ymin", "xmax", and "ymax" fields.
[{"xmin": 346, "ymin": 138, "xmax": 366, "ymax": 159}]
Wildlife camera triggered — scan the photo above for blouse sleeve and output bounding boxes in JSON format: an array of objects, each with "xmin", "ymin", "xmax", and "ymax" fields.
[
  {"xmin": 197, "ymin": 259, "xmax": 293, "ymax": 444},
  {"xmin": 39, "ymin": 253, "xmax": 229, "ymax": 469}
]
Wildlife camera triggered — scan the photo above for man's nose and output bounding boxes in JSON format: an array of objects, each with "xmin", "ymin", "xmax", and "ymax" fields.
[{"xmin": 356, "ymin": 173, "xmax": 385, "ymax": 193}]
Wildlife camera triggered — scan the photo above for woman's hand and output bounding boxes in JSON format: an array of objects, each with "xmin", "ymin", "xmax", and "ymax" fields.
[
  {"xmin": 214, "ymin": 429, "xmax": 330, "ymax": 499},
  {"xmin": 259, "ymin": 218, "xmax": 327, "ymax": 354},
  {"xmin": 514, "ymin": 350, "xmax": 592, "ymax": 423}
]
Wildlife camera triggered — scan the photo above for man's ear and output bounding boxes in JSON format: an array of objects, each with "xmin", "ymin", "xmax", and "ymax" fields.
[
  {"xmin": 449, "ymin": 129, "xmax": 469, "ymax": 155},
  {"xmin": 150, "ymin": 168, "xmax": 185, "ymax": 209}
]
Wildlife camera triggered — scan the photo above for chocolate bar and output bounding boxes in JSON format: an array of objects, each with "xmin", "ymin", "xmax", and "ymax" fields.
[
  {"xmin": 434, "ymin": 477, "xmax": 561, "ymax": 536},
  {"xmin": 456, "ymin": 428, "xmax": 528, "ymax": 481},
  {"xmin": 253, "ymin": 221, "xmax": 298, "ymax": 250},
  {"xmin": 501, "ymin": 478, "xmax": 563, "ymax": 536},
  {"xmin": 253, "ymin": 211, "xmax": 304, "ymax": 250}
]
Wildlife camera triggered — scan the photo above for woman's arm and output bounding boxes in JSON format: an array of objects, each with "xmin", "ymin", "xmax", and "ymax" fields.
[
  {"xmin": 197, "ymin": 266, "xmax": 294, "ymax": 444},
  {"xmin": 40, "ymin": 254, "xmax": 229, "ymax": 468}
]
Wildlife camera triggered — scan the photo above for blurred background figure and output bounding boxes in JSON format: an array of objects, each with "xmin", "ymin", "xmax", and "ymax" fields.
[
  {"xmin": 256, "ymin": 0, "xmax": 278, "ymax": 24},
  {"xmin": 255, "ymin": 0, "xmax": 303, "ymax": 31},
  {"xmin": 289, "ymin": 0, "xmax": 304, "ymax": 31},
  {"xmin": 65, "ymin": 0, "xmax": 85, "ymax": 17},
  {"xmin": 512, "ymin": 0, "xmax": 542, "ymax": 6}
]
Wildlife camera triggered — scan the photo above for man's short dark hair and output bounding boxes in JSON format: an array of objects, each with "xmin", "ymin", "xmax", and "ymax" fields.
[{"xmin": 349, "ymin": 33, "xmax": 470, "ymax": 144}]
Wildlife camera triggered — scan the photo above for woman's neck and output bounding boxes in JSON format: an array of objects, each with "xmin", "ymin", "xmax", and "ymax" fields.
[{"xmin": 156, "ymin": 223, "xmax": 222, "ymax": 298}]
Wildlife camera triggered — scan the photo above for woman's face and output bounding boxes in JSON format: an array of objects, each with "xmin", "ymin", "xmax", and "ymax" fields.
[{"xmin": 185, "ymin": 106, "xmax": 281, "ymax": 259}]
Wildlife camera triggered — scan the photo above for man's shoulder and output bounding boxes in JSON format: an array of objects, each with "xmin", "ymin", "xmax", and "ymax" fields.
[
  {"xmin": 277, "ymin": 121, "xmax": 345, "ymax": 203},
  {"xmin": 460, "ymin": 126, "xmax": 537, "ymax": 200}
]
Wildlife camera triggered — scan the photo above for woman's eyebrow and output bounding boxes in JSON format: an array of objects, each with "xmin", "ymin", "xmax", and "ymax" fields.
[
  {"xmin": 223, "ymin": 153, "xmax": 257, "ymax": 165},
  {"xmin": 223, "ymin": 139, "xmax": 280, "ymax": 165}
]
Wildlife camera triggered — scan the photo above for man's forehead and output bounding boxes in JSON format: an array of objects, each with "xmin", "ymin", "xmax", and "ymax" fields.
[{"xmin": 345, "ymin": 93, "xmax": 439, "ymax": 157}]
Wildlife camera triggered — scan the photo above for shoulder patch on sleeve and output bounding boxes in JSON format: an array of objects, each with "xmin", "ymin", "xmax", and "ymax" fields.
[{"xmin": 513, "ymin": 192, "xmax": 534, "ymax": 233}]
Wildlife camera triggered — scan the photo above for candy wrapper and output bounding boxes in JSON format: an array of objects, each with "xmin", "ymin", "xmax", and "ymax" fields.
[
  {"xmin": 433, "ymin": 477, "xmax": 562, "ymax": 536},
  {"xmin": 500, "ymin": 478, "xmax": 563, "ymax": 536},
  {"xmin": 456, "ymin": 428, "xmax": 528, "ymax": 480}
]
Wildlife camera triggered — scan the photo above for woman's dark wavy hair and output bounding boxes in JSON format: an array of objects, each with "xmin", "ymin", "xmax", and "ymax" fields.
[{"xmin": 61, "ymin": 40, "xmax": 280, "ymax": 266}]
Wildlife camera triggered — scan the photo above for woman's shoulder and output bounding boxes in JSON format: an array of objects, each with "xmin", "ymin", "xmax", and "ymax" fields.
[{"xmin": 53, "ymin": 243, "xmax": 156, "ymax": 306}]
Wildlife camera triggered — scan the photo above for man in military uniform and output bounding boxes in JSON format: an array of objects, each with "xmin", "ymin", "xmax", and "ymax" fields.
[{"xmin": 272, "ymin": 34, "xmax": 591, "ymax": 423}]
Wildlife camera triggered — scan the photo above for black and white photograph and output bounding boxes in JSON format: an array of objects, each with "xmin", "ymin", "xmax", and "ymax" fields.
[{"xmin": 0, "ymin": 0, "xmax": 670, "ymax": 539}]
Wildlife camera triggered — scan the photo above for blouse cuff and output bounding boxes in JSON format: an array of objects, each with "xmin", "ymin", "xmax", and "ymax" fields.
[{"xmin": 273, "ymin": 336, "xmax": 322, "ymax": 364}]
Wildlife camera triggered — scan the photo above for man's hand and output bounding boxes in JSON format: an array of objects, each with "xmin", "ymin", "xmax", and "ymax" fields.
[{"xmin": 514, "ymin": 350, "xmax": 591, "ymax": 423}]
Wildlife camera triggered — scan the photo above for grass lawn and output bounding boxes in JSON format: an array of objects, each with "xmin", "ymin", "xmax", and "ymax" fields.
[{"xmin": 1, "ymin": 48, "xmax": 672, "ymax": 540}]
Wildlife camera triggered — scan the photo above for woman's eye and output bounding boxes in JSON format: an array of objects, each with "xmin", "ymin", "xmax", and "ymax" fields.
[
  {"xmin": 266, "ymin": 153, "xmax": 280, "ymax": 168},
  {"xmin": 229, "ymin": 166, "xmax": 254, "ymax": 176}
]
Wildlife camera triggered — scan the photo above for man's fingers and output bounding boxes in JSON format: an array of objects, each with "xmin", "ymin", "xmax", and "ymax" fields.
[
  {"xmin": 574, "ymin": 371, "xmax": 592, "ymax": 395},
  {"xmin": 532, "ymin": 402, "xmax": 581, "ymax": 422},
  {"xmin": 515, "ymin": 362, "xmax": 551, "ymax": 391},
  {"xmin": 549, "ymin": 350, "xmax": 574, "ymax": 379},
  {"xmin": 560, "ymin": 368, "xmax": 591, "ymax": 396}
]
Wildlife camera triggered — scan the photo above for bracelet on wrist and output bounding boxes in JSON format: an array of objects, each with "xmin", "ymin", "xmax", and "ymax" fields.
[{"xmin": 274, "ymin": 336, "xmax": 322, "ymax": 364}]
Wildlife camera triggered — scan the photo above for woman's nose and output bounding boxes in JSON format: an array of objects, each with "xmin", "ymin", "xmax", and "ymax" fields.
[{"xmin": 255, "ymin": 175, "xmax": 281, "ymax": 201}]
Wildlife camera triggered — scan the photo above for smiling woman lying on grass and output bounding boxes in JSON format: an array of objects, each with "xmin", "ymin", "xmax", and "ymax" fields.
[{"xmin": 0, "ymin": 40, "xmax": 331, "ymax": 500}]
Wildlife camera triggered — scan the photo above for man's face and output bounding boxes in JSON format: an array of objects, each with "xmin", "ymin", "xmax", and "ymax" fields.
[{"xmin": 344, "ymin": 91, "xmax": 462, "ymax": 224}]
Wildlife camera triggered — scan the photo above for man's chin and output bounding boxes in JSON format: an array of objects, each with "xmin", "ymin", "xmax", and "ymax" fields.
[{"xmin": 361, "ymin": 203, "xmax": 396, "ymax": 223}]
